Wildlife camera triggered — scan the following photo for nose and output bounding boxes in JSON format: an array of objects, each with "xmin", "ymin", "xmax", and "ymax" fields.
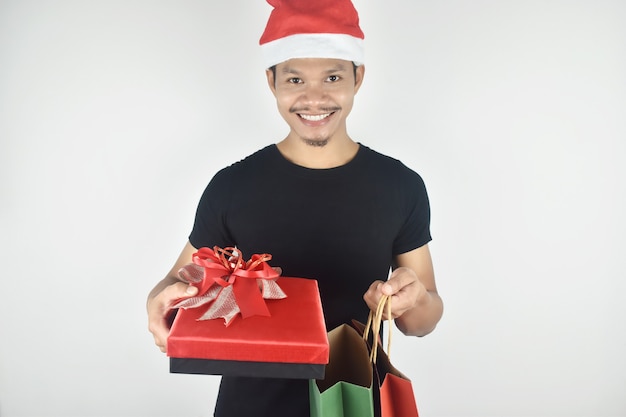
[{"xmin": 300, "ymin": 82, "xmax": 327, "ymax": 105}]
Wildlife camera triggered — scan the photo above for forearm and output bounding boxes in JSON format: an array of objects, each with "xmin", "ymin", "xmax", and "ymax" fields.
[{"xmin": 395, "ymin": 290, "xmax": 443, "ymax": 337}]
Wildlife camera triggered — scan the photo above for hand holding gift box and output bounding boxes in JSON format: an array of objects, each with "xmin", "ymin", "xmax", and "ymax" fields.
[{"xmin": 167, "ymin": 246, "xmax": 329, "ymax": 379}]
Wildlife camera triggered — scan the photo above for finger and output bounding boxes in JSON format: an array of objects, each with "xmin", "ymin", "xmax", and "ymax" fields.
[
  {"xmin": 364, "ymin": 280, "xmax": 384, "ymax": 299},
  {"xmin": 148, "ymin": 318, "xmax": 169, "ymax": 353},
  {"xmin": 154, "ymin": 328, "xmax": 167, "ymax": 353},
  {"xmin": 148, "ymin": 282, "xmax": 197, "ymax": 353},
  {"xmin": 153, "ymin": 333, "xmax": 166, "ymax": 352},
  {"xmin": 363, "ymin": 281, "xmax": 384, "ymax": 311},
  {"xmin": 162, "ymin": 282, "xmax": 198, "ymax": 306},
  {"xmin": 382, "ymin": 268, "xmax": 417, "ymax": 295}
]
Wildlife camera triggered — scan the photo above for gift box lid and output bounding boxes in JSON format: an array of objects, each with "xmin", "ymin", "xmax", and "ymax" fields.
[{"xmin": 167, "ymin": 277, "xmax": 329, "ymax": 365}]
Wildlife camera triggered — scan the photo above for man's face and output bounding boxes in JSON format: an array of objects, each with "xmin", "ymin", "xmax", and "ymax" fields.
[{"xmin": 267, "ymin": 58, "xmax": 364, "ymax": 148}]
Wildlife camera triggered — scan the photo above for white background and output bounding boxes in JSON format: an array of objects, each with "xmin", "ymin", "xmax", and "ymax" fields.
[{"xmin": 1, "ymin": 1, "xmax": 625, "ymax": 416}]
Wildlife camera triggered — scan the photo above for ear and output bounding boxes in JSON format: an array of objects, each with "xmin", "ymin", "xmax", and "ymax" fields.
[
  {"xmin": 354, "ymin": 64, "xmax": 365, "ymax": 94},
  {"xmin": 266, "ymin": 68, "xmax": 277, "ymax": 96}
]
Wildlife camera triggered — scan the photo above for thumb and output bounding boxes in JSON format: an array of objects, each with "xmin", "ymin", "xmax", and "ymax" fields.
[
  {"xmin": 185, "ymin": 284, "xmax": 198, "ymax": 296},
  {"xmin": 380, "ymin": 281, "xmax": 395, "ymax": 296},
  {"xmin": 165, "ymin": 281, "xmax": 198, "ymax": 303},
  {"xmin": 381, "ymin": 269, "xmax": 414, "ymax": 296}
]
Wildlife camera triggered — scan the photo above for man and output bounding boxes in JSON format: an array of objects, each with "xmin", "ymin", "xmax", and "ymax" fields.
[{"xmin": 147, "ymin": 0, "xmax": 443, "ymax": 415}]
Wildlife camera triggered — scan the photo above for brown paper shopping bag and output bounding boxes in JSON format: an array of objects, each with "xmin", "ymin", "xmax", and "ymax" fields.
[{"xmin": 308, "ymin": 323, "xmax": 375, "ymax": 417}]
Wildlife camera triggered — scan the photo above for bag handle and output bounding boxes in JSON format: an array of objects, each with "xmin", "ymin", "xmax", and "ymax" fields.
[{"xmin": 363, "ymin": 294, "xmax": 392, "ymax": 364}]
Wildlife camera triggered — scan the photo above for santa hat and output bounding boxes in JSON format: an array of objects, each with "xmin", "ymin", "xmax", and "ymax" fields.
[{"xmin": 259, "ymin": 0, "xmax": 365, "ymax": 68}]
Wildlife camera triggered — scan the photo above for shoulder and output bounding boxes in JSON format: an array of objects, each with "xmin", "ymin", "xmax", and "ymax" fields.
[
  {"xmin": 359, "ymin": 145, "xmax": 411, "ymax": 170},
  {"xmin": 357, "ymin": 144, "xmax": 426, "ymax": 185},
  {"xmin": 197, "ymin": 146, "xmax": 278, "ymax": 200},
  {"xmin": 220, "ymin": 145, "xmax": 276, "ymax": 174},
  {"xmin": 210, "ymin": 145, "xmax": 277, "ymax": 183}
]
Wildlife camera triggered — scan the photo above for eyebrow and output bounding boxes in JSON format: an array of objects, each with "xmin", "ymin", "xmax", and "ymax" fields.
[{"xmin": 280, "ymin": 64, "xmax": 348, "ymax": 75}]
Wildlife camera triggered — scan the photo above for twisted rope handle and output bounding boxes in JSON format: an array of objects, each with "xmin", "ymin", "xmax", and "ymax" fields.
[{"xmin": 363, "ymin": 294, "xmax": 392, "ymax": 364}]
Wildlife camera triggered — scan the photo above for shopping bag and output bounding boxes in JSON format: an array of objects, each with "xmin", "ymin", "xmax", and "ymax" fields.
[
  {"xmin": 356, "ymin": 294, "xmax": 420, "ymax": 417},
  {"xmin": 309, "ymin": 323, "xmax": 375, "ymax": 417}
]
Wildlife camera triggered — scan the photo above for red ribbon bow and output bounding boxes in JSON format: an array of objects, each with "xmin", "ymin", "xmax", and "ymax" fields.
[{"xmin": 173, "ymin": 246, "xmax": 286, "ymax": 326}]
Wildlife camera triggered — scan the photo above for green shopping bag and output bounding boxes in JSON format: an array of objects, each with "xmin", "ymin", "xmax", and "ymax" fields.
[{"xmin": 309, "ymin": 323, "xmax": 374, "ymax": 417}]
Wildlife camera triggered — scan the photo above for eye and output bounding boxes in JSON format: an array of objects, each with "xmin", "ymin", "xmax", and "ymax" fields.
[
  {"xmin": 327, "ymin": 75, "xmax": 340, "ymax": 82},
  {"xmin": 288, "ymin": 77, "xmax": 302, "ymax": 84}
]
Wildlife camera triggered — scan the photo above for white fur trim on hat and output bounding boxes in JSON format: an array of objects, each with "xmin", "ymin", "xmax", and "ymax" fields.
[{"xmin": 261, "ymin": 33, "xmax": 364, "ymax": 68}]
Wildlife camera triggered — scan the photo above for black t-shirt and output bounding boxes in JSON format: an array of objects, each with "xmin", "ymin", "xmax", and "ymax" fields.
[{"xmin": 188, "ymin": 144, "xmax": 431, "ymax": 416}]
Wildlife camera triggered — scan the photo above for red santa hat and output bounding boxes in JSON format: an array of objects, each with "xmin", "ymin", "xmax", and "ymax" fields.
[{"xmin": 259, "ymin": 0, "xmax": 365, "ymax": 68}]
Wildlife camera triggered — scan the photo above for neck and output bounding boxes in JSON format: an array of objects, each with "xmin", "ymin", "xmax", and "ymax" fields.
[{"xmin": 276, "ymin": 135, "xmax": 359, "ymax": 169}]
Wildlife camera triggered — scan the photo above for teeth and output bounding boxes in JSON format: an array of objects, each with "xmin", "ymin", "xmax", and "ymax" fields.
[{"xmin": 300, "ymin": 113, "xmax": 331, "ymax": 121}]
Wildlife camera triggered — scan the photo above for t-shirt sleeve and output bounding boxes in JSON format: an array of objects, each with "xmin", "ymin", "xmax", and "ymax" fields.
[
  {"xmin": 188, "ymin": 169, "xmax": 236, "ymax": 249},
  {"xmin": 391, "ymin": 169, "xmax": 432, "ymax": 255}
]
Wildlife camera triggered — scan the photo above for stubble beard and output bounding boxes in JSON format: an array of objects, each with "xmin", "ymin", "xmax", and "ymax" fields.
[{"xmin": 302, "ymin": 137, "xmax": 330, "ymax": 147}]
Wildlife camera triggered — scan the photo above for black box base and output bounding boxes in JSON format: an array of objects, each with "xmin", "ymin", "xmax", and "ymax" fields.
[{"xmin": 170, "ymin": 358, "xmax": 326, "ymax": 379}]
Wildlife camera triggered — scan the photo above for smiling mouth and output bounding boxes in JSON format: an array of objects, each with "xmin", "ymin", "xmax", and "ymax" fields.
[{"xmin": 298, "ymin": 112, "xmax": 333, "ymax": 122}]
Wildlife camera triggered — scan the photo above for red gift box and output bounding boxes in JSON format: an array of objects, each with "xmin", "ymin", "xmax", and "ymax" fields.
[{"xmin": 167, "ymin": 277, "xmax": 329, "ymax": 379}]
